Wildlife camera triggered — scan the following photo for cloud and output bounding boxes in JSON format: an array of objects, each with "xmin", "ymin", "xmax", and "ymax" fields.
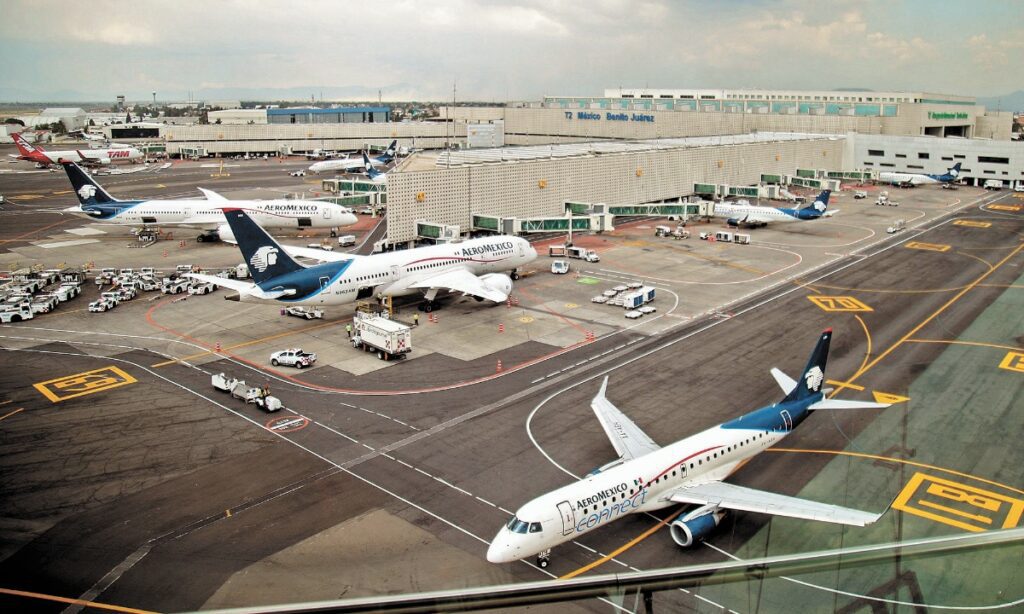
[{"xmin": 0, "ymin": 1, "xmax": 1019, "ymax": 101}]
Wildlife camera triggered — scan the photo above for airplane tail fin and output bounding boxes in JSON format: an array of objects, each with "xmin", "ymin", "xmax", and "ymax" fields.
[
  {"xmin": 62, "ymin": 162, "xmax": 120, "ymax": 205},
  {"xmin": 948, "ymin": 162, "xmax": 961, "ymax": 177},
  {"xmin": 220, "ymin": 208, "xmax": 305, "ymax": 285},
  {"xmin": 364, "ymin": 152, "xmax": 383, "ymax": 179},
  {"xmin": 801, "ymin": 190, "xmax": 831, "ymax": 214},
  {"xmin": 11, "ymin": 132, "xmax": 40, "ymax": 156},
  {"xmin": 782, "ymin": 328, "xmax": 832, "ymax": 403},
  {"xmin": 387, "ymin": 139, "xmax": 397, "ymax": 155}
]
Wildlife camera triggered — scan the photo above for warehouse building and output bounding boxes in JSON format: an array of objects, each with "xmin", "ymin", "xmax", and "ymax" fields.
[
  {"xmin": 385, "ymin": 133, "xmax": 845, "ymax": 246},
  {"xmin": 17, "ymin": 107, "xmax": 88, "ymax": 132},
  {"xmin": 844, "ymin": 133, "xmax": 1024, "ymax": 188},
  {"xmin": 267, "ymin": 107, "xmax": 390, "ymax": 124}
]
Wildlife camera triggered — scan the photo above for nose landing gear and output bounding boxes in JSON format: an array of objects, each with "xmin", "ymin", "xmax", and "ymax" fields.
[{"xmin": 536, "ymin": 549, "xmax": 551, "ymax": 569}]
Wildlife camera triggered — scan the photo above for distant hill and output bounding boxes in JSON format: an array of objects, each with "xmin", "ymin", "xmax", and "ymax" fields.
[
  {"xmin": 0, "ymin": 84, "xmax": 423, "ymax": 104},
  {"xmin": 976, "ymin": 91, "xmax": 1024, "ymax": 113}
]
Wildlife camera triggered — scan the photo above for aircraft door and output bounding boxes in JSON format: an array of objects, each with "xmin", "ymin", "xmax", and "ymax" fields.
[
  {"xmin": 390, "ymin": 264, "xmax": 400, "ymax": 280},
  {"xmin": 556, "ymin": 501, "xmax": 576, "ymax": 536},
  {"xmin": 780, "ymin": 409, "xmax": 793, "ymax": 432},
  {"xmin": 298, "ymin": 218, "xmax": 312, "ymax": 227},
  {"xmin": 323, "ymin": 206, "xmax": 331, "ymax": 220}
]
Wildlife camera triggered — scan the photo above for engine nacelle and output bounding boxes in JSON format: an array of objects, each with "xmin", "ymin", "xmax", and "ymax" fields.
[
  {"xmin": 726, "ymin": 218, "xmax": 741, "ymax": 228},
  {"xmin": 478, "ymin": 273, "xmax": 513, "ymax": 301},
  {"xmin": 217, "ymin": 223, "xmax": 237, "ymax": 244},
  {"xmin": 669, "ymin": 504, "xmax": 725, "ymax": 547},
  {"xmin": 96, "ymin": 157, "xmax": 111, "ymax": 165}
]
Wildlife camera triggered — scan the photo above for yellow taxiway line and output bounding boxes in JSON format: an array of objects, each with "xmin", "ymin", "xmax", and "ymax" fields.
[
  {"xmin": 0, "ymin": 587, "xmax": 158, "ymax": 614},
  {"xmin": 151, "ymin": 318, "xmax": 344, "ymax": 367}
]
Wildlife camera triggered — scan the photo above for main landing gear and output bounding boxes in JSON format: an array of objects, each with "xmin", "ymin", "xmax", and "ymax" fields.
[
  {"xmin": 536, "ymin": 549, "xmax": 551, "ymax": 569},
  {"xmin": 510, "ymin": 270, "xmax": 520, "ymax": 281},
  {"xmin": 196, "ymin": 231, "xmax": 221, "ymax": 243},
  {"xmin": 417, "ymin": 300, "xmax": 439, "ymax": 313}
]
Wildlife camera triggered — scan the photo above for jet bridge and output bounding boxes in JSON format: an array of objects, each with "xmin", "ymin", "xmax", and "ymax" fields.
[{"xmin": 470, "ymin": 213, "xmax": 613, "ymax": 235}]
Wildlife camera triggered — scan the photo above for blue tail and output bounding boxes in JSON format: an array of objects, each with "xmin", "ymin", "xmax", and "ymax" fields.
[
  {"xmin": 363, "ymin": 152, "xmax": 383, "ymax": 179},
  {"xmin": 62, "ymin": 162, "xmax": 120, "ymax": 205},
  {"xmin": 801, "ymin": 189, "xmax": 830, "ymax": 213},
  {"xmin": 782, "ymin": 328, "xmax": 832, "ymax": 402},
  {"xmin": 221, "ymin": 208, "xmax": 305, "ymax": 285}
]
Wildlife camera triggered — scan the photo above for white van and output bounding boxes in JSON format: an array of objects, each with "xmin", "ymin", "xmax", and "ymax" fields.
[
  {"xmin": 338, "ymin": 235, "xmax": 356, "ymax": 247},
  {"xmin": 984, "ymin": 180, "xmax": 1003, "ymax": 190},
  {"xmin": 551, "ymin": 260, "xmax": 570, "ymax": 274}
]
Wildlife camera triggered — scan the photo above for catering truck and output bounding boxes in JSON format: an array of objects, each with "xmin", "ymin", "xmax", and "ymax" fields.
[{"xmin": 351, "ymin": 312, "xmax": 412, "ymax": 361}]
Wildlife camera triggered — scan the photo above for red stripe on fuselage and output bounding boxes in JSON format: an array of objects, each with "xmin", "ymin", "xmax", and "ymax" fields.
[
  {"xmin": 403, "ymin": 255, "xmax": 508, "ymax": 266},
  {"xmin": 641, "ymin": 445, "xmax": 724, "ymax": 489}
]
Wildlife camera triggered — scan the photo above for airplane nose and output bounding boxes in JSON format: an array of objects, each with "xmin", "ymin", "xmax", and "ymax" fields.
[{"xmin": 486, "ymin": 540, "xmax": 511, "ymax": 564}]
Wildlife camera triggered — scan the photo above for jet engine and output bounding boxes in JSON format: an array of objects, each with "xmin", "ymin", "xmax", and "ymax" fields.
[
  {"xmin": 726, "ymin": 218, "xmax": 741, "ymax": 228},
  {"xmin": 216, "ymin": 223, "xmax": 237, "ymax": 244},
  {"xmin": 669, "ymin": 504, "xmax": 726, "ymax": 547},
  {"xmin": 477, "ymin": 273, "xmax": 513, "ymax": 301},
  {"xmin": 95, "ymin": 157, "xmax": 111, "ymax": 165}
]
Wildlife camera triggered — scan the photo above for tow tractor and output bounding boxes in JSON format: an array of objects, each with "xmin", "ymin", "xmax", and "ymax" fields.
[{"xmin": 212, "ymin": 373, "xmax": 282, "ymax": 412}]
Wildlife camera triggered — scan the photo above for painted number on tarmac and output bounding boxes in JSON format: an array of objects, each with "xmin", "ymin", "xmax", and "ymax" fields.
[
  {"xmin": 265, "ymin": 415, "xmax": 310, "ymax": 433},
  {"xmin": 998, "ymin": 351, "xmax": 1024, "ymax": 373},
  {"xmin": 518, "ymin": 316, "xmax": 535, "ymax": 323},
  {"xmin": 906, "ymin": 242, "xmax": 951, "ymax": 252},
  {"xmin": 33, "ymin": 366, "xmax": 137, "ymax": 403},
  {"xmin": 893, "ymin": 472, "xmax": 1024, "ymax": 532},
  {"xmin": 953, "ymin": 220, "xmax": 991, "ymax": 228},
  {"xmin": 807, "ymin": 296, "xmax": 873, "ymax": 312},
  {"xmin": 989, "ymin": 204, "xmax": 1021, "ymax": 212}
]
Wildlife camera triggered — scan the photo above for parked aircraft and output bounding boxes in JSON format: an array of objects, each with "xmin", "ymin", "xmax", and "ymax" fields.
[
  {"xmin": 307, "ymin": 140, "xmax": 397, "ymax": 174},
  {"xmin": 188, "ymin": 208, "xmax": 537, "ymax": 309},
  {"xmin": 487, "ymin": 329, "xmax": 890, "ymax": 568},
  {"xmin": 713, "ymin": 190, "xmax": 834, "ymax": 228},
  {"xmin": 10, "ymin": 132, "xmax": 143, "ymax": 167},
  {"xmin": 363, "ymin": 152, "xmax": 388, "ymax": 184},
  {"xmin": 60, "ymin": 162, "xmax": 356, "ymax": 242},
  {"xmin": 879, "ymin": 163, "xmax": 961, "ymax": 187}
]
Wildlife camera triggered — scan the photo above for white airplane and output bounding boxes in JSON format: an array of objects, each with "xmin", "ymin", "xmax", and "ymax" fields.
[
  {"xmin": 11, "ymin": 132, "xmax": 143, "ymax": 167},
  {"xmin": 188, "ymin": 208, "xmax": 537, "ymax": 309},
  {"xmin": 712, "ymin": 190, "xmax": 835, "ymax": 229},
  {"xmin": 487, "ymin": 329, "xmax": 890, "ymax": 568},
  {"xmin": 879, "ymin": 163, "xmax": 961, "ymax": 187},
  {"xmin": 60, "ymin": 162, "xmax": 357, "ymax": 242},
  {"xmin": 308, "ymin": 140, "xmax": 397, "ymax": 174}
]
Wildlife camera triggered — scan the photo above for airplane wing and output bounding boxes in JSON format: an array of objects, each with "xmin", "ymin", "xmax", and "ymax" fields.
[
  {"xmin": 591, "ymin": 377, "xmax": 660, "ymax": 461},
  {"xmin": 408, "ymin": 267, "xmax": 508, "ymax": 302},
  {"xmin": 667, "ymin": 481, "xmax": 883, "ymax": 526},
  {"xmin": 185, "ymin": 273, "xmax": 295, "ymax": 300},
  {"xmin": 197, "ymin": 188, "xmax": 227, "ymax": 202}
]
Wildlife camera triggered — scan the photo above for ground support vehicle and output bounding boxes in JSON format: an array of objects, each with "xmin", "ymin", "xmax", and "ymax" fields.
[
  {"xmin": 270, "ymin": 348, "xmax": 317, "ymax": 368},
  {"xmin": 566, "ymin": 246, "xmax": 600, "ymax": 262},
  {"xmin": 351, "ymin": 313, "xmax": 412, "ymax": 361},
  {"xmin": 0, "ymin": 302, "xmax": 34, "ymax": 323},
  {"xmin": 285, "ymin": 306, "xmax": 323, "ymax": 320}
]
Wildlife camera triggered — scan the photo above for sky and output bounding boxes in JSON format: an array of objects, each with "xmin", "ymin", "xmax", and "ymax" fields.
[{"xmin": 0, "ymin": 0, "xmax": 1021, "ymax": 102}]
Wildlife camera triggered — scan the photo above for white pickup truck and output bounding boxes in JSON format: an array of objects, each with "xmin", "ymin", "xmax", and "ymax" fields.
[
  {"xmin": 270, "ymin": 348, "xmax": 317, "ymax": 368},
  {"xmin": 285, "ymin": 306, "xmax": 323, "ymax": 320}
]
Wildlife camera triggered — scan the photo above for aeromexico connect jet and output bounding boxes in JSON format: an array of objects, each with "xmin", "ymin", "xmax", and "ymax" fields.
[
  {"xmin": 878, "ymin": 162, "xmax": 962, "ymax": 187},
  {"xmin": 60, "ymin": 162, "xmax": 357, "ymax": 242},
  {"xmin": 188, "ymin": 208, "xmax": 537, "ymax": 309},
  {"xmin": 713, "ymin": 189, "xmax": 835, "ymax": 229},
  {"xmin": 487, "ymin": 329, "xmax": 890, "ymax": 568}
]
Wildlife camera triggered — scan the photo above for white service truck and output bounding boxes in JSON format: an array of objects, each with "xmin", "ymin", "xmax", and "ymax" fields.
[
  {"xmin": 352, "ymin": 313, "xmax": 412, "ymax": 361},
  {"xmin": 567, "ymin": 246, "xmax": 600, "ymax": 262}
]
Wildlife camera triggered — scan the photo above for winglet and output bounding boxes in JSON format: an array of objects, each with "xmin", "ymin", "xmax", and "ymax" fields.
[{"xmin": 198, "ymin": 187, "xmax": 227, "ymax": 201}]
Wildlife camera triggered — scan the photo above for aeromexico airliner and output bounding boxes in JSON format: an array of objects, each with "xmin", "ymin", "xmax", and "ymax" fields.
[
  {"xmin": 879, "ymin": 162, "xmax": 961, "ymax": 187},
  {"xmin": 712, "ymin": 189, "xmax": 835, "ymax": 229},
  {"xmin": 188, "ymin": 208, "xmax": 537, "ymax": 309},
  {"xmin": 487, "ymin": 330, "xmax": 890, "ymax": 568},
  {"xmin": 60, "ymin": 162, "xmax": 356, "ymax": 242}
]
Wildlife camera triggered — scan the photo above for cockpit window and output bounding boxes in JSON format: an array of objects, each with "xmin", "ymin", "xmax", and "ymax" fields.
[
  {"xmin": 506, "ymin": 515, "xmax": 530, "ymax": 534},
  {"xmin": 529, "ymin": 522, "xmax": 542, "ymax": 533}
]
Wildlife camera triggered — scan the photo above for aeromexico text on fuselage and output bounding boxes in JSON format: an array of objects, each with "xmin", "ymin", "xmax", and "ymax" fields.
[{"xmin": 460, "ymin": 241, "xmax": 513, "ymax": 258}]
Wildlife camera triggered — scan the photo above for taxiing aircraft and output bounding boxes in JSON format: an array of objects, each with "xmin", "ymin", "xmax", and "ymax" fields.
[
  {"xmin": 188, "ymin": 208, "xmax": 537, "ymax": 309},
  {"xmin": 11, "ymin": 132, "xmax": 143, "ymax": 167},
  {"xmin": 60, "ymin": 162, "xmax": 357, "ymax": 242},
  {"xmin": 487, "ymin": 329, "xmax": 890, "ymax": 567},
  {"xmin": 878, "ymin": 162, "xmax": 961, "ymax": 187},
  {"xmin": 713, "ymin": 190, "xmax": 834, "ymax": 229},
  {"xmin": 307, "ymin": 140, "xmax": 397, "ymax": 174}
]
